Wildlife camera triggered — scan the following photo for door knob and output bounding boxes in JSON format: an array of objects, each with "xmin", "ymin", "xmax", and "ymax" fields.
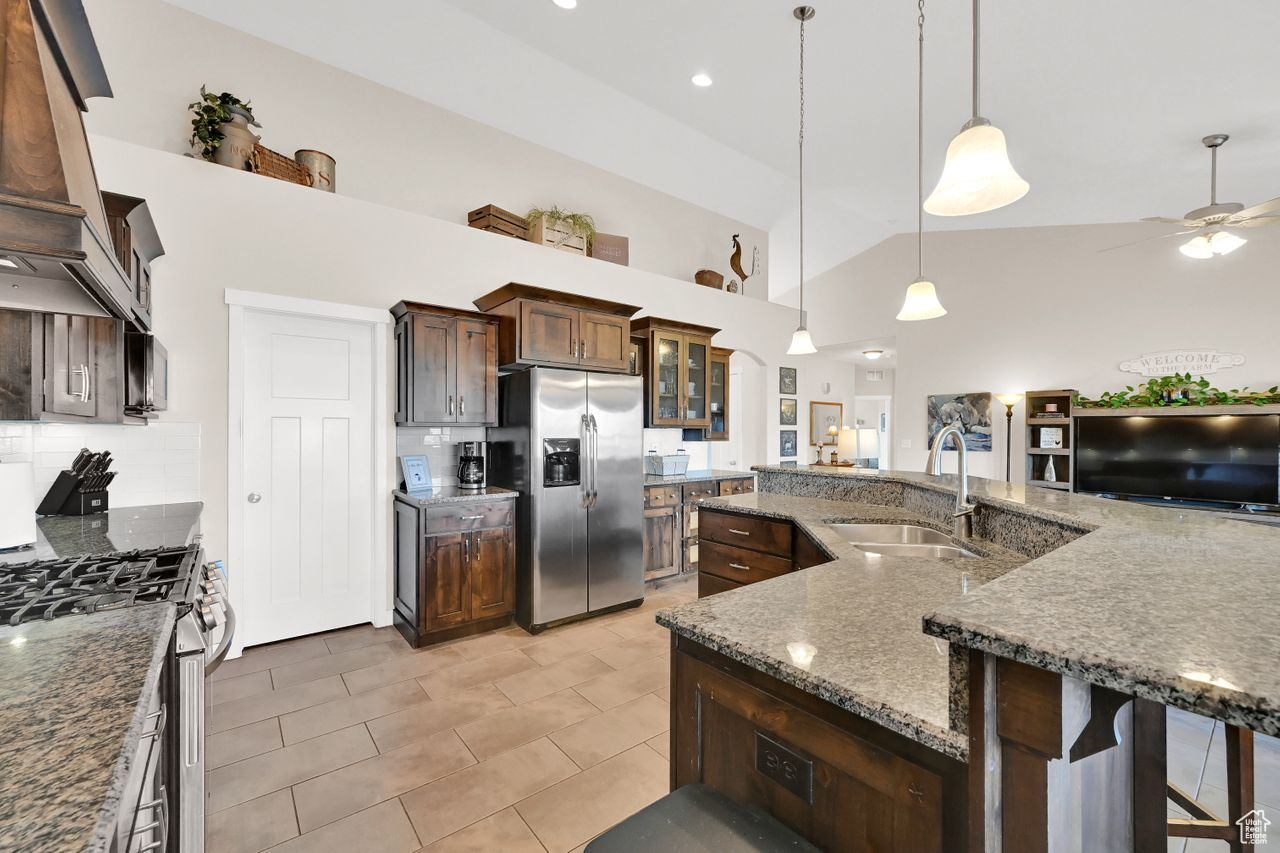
[{"xmin": 247, "ymin": 492, "xmax": 262, "ymax": 503}]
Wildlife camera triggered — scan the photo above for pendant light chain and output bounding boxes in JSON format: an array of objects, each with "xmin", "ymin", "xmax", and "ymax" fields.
[
  {"xmin": 917, "ymin": 0, "xmax": 925, "ymax": 279},
  {"xmin": 797, "ymin": 10, "xmax": 807, "ymax": 326}
]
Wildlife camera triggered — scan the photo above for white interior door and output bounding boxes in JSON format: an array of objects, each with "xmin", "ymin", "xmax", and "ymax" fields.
[{"xmin": 241, "ymin": 310, "xmax": 374, "ymax": 647}]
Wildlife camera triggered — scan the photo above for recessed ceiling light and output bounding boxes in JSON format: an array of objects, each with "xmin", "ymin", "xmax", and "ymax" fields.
[
  {"xmin": 863, "ymin": 349, "xmax": 884, "ymax": 360},
  {"xmin": 552, "ymin": 0, "xmax": 577, "ymax": 9},
  {"xmin": 691, "ymin": 73, "xmax": 713, "ymax": 88}
]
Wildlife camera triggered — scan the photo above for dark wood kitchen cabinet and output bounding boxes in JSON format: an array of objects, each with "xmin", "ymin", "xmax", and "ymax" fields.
[
  {"xmin": 631, "ymin": 317, "xmax": 720, "ymax": 429},
  {"xmin": 697, "ymin": 505, "xmax": 827, "ymax": 597},
  {"xmin": 0, "ymin": 309, "xmax": 123, "ymax": 423},
  {"xmin": 102, "ymin": 192, "xmax": 165, "ymax": 332},
  {"xmin": 393, "ymin": 494, "xmax": 517, "ymax": 648},
  {"xmin": 473, "ymin": 283, "xmax": 640, "ymax": 373},
  {"xmin": 671, "ymin": 637, "xmax": 968, "ymax": 851},
  {"xmin": 642, "ymin": 475, "xmax": 754, "ymax": 582},
  {"xmin": 392, "ymin": 302, "xmax": 498, "ymax": 427}
]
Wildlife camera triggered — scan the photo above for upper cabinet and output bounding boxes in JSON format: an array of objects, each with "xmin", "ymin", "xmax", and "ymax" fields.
[
  {"xmin": 707, "ymin": 347, "xmax": 733, "ymax": 441},
  {"xmin": 393, "ymin": 302, "xmax": 498, "ymax": 427},
  {"xmin": 102, "ymin": 193, "xmax": 165, "ymax": 332},
  {"xmin": 0, "ymin": 309, "xmax": 123, "ymax": 423},
  {"xmin": 473, "ymin": 284, "xmax": 640, "ymax": 373},
  {"xmin": 631, "ymin": 317, "xmax": 720, "ymax": 429}
]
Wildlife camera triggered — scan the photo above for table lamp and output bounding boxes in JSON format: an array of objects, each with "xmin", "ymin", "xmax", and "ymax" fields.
[{"xmin": 855, "ymin": 427, "xmax": 880, "ymax": 468}]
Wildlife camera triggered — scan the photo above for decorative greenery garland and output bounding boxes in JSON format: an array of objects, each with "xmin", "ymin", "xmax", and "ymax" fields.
[{"xmin": 1075, "ymin": 373, "xmax": 1280, "ymax": 409}]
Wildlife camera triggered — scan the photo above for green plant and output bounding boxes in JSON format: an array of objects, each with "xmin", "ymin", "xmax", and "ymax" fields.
[
  {"xmin": 1075, "ymin": 373, "xmax": 1280, "ymax": 409},
  {"xmin": 188, "ymin": 86, "xmax": 257, "ymax": 160},
  {"xmin": 527, "ymin": 206, "xmax": 596, "ymax": 249}
]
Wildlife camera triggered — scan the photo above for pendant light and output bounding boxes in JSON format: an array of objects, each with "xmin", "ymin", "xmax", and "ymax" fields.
[
  {"xmin": 787, "ymin": 6, "xmax": 818, "ymax": 355},
  {"xmin": 897, "ymin": 0, "xmax": 947, "ymax": 321},
  {"xmin": 923, "ymin": 0, "xmax": 1028, "ymax": 216}
]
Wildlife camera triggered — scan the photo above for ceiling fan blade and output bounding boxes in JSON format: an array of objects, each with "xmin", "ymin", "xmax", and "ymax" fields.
[
  {"xmin": 1140, "ymin": 216, "xmax": 1200, "ymax": 227},
  {"xmin": 1098, "ymin": 229, "xmax": 1197, "ymax": 253},
  {"xmin": 1231, "ymin": 197, "xmax": 1280, "ymax": 220},
  {"xmin": 1233, "ymin": 213, "xmax": 1280, "ymax": 228}
]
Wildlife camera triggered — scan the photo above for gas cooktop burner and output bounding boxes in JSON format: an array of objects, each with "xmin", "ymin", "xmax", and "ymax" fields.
[{"xmin": 0, "ymin": 545, "xmax": 200, "ymax": 626}]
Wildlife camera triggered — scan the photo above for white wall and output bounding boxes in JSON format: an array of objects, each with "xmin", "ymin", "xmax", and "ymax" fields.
[
  {"xmin": 82, "ymin": 0, "xmax": 768, "ymax": 296},
  {"xmin": 90, "ymin": 137, "xmax": 809, "ymax": 564},
  {"xmin": 806, "ymin": 224, "xmax": 1280, "ymax": 481}
]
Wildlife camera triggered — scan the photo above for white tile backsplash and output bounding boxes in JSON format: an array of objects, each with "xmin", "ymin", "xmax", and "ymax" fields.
[
  {"xmin": 0, "ymin": 421, "xmax": 201, "ymax": 509},
  {"xmin": 395, "ymin": 426, "xmax": 487, "ymax": 488}
]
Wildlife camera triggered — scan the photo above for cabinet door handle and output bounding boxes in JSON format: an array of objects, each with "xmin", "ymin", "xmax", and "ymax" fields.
[
  {"xmin": 459, "ymin": 395, "xmax": 465, "ymax": 417},
  {"xmin": 570, "ymin": 338, "xmax": 577, "ymax": 357},
  {"xmin": 460, "ymin": 514, "xmax": 484, "ymax": 521},
  {"xmin": 728, "ymin": 528, "xmax": 751, "ymax": 537},
  {"xmin": 728, "ymin": 563, "xmax": 750, "ymax": 571},
  {"xmin": 579, "ymin": 339, "xmax": 586, "ymax": 358},
  {"xmin": 71, "ymin": 364, "xmax": 89, "ymax": 402},
  {"xmin": 463, "ymin": 534, "xmax": 469, "ymax": 563},
  {"xmin": 448, "ymin": 395, "xmax": 455, "ymax": 415}
]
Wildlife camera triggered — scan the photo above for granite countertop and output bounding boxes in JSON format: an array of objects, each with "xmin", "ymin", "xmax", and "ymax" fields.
[
  {"xmin": 394, "ymin": 486, "xmax": 518, "ymax": 506},
  {"xmin": 756, "ymin": 466, "xmax": 1280, "ymax": 737},
  {"xmin": 0, "ymin": 603, "xmax": 177, "ymax": 852},
  {"xmin": 643, "ymin": 468, "xmax": 754, "ymax": 486},
  {"xmin": 657, "ymin": 490, "xmax": 1027, "ymax": 760},
  {"xmin": 0, "ymin": 501, "xmax": 204, "ymax": 566}
]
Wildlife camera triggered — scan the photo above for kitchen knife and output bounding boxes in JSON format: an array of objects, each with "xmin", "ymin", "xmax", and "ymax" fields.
[
  {"xmin": 70, "ymin": 449, "xmax": 92, "ymax": 474},
  {"xmin": 97, "ymin": 451, "xmax": 112, "ymax": 473}
]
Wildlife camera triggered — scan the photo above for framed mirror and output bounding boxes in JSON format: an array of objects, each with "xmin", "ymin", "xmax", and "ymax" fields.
[{"xmin": 809, "ymin": 401, "xmax": 843, "ymax": 446}]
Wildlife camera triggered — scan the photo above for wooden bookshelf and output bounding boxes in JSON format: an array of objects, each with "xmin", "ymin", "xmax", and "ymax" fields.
[{"xmin": 1024, "ymin": 389, "xmax": 1076, "ymax": 490}]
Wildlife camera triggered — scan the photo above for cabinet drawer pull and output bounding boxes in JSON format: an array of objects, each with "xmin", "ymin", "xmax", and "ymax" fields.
[
  {"xmin": 728, "ymin": 528, "xmax": 751, "ymax": 536},
  {"xmin": 728, "ymin": 563, "xmax": 750, "ymax": 571},
  {"xmin": 460, "ymin": 514, "xmax": 485, "ymax": 521},
  {"xmin": 668, "ymin": 493, "xmax": 677, "ymax": 500}
]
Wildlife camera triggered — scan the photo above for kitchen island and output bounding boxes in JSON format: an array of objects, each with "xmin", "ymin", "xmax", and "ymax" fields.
[{"xmin": 658, "ymin": 466, "xmax": 1280, "ymax": 851}]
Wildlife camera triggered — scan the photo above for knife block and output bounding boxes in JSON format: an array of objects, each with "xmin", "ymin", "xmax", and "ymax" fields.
[{"xmin": 37, "ymin": 471, "xmax": 109, "ymax": 516}]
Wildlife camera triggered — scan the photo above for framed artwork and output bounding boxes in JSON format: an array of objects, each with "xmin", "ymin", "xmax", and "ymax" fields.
[
  {"xmin": 926, "ymin": 393, "xmax": 993, "ymax": 452},
  {"xmin": 398, "ymin": 454, "xmax": 432, "ymax": 492},
  {"xmin": 779, "ymin": 398, "xmax": 797, "ymax": 425},
  {"xmin": 809, "ymin": 400, "xmax": 843, "ymax": 446},
  {"xmin": 779, "ymin": 429, "xmax": 798, "ymax": 458},
  {"xmin": 779, "ymin": 367, "xmax": 797, "ymax": 395}
]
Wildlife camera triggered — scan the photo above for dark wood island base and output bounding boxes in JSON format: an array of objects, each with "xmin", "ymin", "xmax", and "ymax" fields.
[{"xmin": 669, "ymin": 634, "xmax": 970, "ymax": 852}]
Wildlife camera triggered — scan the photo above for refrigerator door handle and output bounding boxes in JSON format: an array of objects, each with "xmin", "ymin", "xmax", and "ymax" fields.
[
  {"xmin": 580, "ymin": 413, "xmax": 592, "ymax": 509},
  {"xmin": 588, "ymin": 414, "xmax": 600, "ymax": 508}
]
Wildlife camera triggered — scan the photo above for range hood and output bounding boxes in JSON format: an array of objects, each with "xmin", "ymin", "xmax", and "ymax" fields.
[{"xmin": 0, "ymin": 0, "xmax": 138, "ymax": 325}]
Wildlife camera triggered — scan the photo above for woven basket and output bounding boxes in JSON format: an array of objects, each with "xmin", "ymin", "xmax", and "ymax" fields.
[{"xmin": 249, "ymin": 145, "xmax": 314, "ymax": 187}]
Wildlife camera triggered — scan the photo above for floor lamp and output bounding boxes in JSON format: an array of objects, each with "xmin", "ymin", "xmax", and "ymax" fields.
[{"xmin": 997, "ymin": 394, "xmax": 1023, "ymax": 482}]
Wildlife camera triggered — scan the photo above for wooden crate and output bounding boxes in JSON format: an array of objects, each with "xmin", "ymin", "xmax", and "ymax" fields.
[
  {"xmin": 468, "ymin": 204, "xmax": 528, "ymax": 240},
  {"xmin": 529, "ymin": 215, "xmax": 588, "ymax": 255}
]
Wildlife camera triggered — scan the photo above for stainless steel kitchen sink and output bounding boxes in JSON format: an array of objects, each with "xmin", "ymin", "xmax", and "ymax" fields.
[
  {"xmin": 827, "ymin": 523, "xmax": 951, "ymax": 546},
  {"xmin": 854, "ymin": 543, "xmax": 980, "ymax": 560}
]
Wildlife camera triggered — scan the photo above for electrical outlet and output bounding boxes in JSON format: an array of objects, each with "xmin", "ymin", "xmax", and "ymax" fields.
[
  {"xmin": 423, "ymin": 435, "xmax": 431, "ymax": 445},
  {"xmin": 901, "ymin": 438, "xmax": 912, "ymax": 449}
]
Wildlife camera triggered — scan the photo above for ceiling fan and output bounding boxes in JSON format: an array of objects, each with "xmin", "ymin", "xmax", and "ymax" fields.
[{"xmin": 1105, "ymin": 134, "xmax": 1280, "ymax": 258}]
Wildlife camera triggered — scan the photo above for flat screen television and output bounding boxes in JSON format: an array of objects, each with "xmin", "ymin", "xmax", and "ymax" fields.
[{"xmin": 1075, "ymin": 414, "xmax": 1280, "ymax": 509}]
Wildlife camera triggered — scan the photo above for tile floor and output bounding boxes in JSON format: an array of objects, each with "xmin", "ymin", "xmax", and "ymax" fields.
[
  {"xmin": 206, "ymin": 571, "xmax": 1277, "ymax": 853},
  {"xmin": 205, "ymin": 576, "xmax": 694, "ymax": 853}
]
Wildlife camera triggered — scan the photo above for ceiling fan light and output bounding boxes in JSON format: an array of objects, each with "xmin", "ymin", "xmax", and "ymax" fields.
[
  {"xmin": 787, "ymin": 326, "xmax": 818, "ymax": 355},
  {"xmin": 1179, "ymin": 235, "xmax": 1214, "ymax": 259},
  {"xmin": 896, "ymin": 278, "xmax": 947, "ymax": 321},
  {"xmin": 1208, "ymin": 230, "xmax": 1246, "ymax": 255},
  {"xmin": 924, "ymin": 121, "xmax": 1028, "ymax": 216}
]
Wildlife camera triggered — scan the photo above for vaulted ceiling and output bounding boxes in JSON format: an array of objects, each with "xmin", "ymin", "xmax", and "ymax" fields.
[{"xmin": 165, "ymin": 0, "xmax": 1280, "ymax": 296}]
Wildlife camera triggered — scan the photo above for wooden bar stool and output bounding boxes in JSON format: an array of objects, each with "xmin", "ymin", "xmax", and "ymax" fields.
[{"xmin": 1134, "ymin": 700, "xmax": 1257, "ymax": 852}]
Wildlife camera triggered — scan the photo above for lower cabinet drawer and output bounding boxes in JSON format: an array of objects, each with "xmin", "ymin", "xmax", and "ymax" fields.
[
  {"xmin": 699, "ymin": 539, "xmax": 791, "ymax": 586},
  {"xmin": 420, "ymin": 502, "xmax": 513, "ymax": 534},
  {"xmin": 700, "ymin": 510, "xmax": 792, "ymax": 556},
  {"xmin": 698, "ymin": 571, "xmax": 744, "ymax": 598}
]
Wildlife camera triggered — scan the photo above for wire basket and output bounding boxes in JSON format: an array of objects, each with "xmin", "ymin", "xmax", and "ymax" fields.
[{"xmin": 643, "ymin": 451, "xmax": 690, "ymax": 476}]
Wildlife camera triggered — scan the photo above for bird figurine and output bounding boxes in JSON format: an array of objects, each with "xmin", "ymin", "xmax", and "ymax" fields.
[{"xmin": 730, "ymin": 234, "xmax": 757, "ymax": 294}]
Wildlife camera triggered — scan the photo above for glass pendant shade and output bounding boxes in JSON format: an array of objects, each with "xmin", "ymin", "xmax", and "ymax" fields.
[
  {"xmin": 1180, "ymin": 230, "xmax": 1246, "ymax": 259},
  {"xmin": 923, "ymin": 121, "xmax": 1028, "ymax": 216},
  {"xmin": 787, "ymin": 326, "xmax": 817, "ymax": 355},
  {"xmin": 896, "ymin": 278, "xmax": 947, "ymax": 321}
]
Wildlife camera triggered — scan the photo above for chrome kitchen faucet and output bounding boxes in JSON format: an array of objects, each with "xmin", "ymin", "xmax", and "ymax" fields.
[{"xmin": 925, "ymin": 423, "xmax": 975, "ymax": 540}]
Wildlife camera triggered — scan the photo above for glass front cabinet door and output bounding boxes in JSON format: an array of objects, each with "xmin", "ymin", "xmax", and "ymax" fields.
[
  {"xmin": 707, "ymin": 347, "xmax": 732, "ymax": 440},
  {"xmin": 682, "ymin": 335, "xmax": 711, "ymax": 428},
  {"xmin": 652, "ymin": 330, "xmax": 685, "ymax": 426},
  {"xmin": 633, "ymin": 318, "xmax": 721, "ymax": 429}
]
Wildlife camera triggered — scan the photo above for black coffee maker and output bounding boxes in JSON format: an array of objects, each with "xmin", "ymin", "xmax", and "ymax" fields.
[{"xmin": 457, "ymin": 441, "xmax": 486, "ymax": 489}]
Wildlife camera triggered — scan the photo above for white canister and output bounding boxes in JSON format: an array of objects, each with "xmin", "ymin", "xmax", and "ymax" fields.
[{"xmin": 0, "ymin": 462, "xmax": 37, "ymax": 549}]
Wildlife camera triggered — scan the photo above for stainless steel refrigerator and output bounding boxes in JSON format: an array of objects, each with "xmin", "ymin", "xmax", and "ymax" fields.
[{"xmin": 489, "ymin": 367, "xmax": 644, "ymax": 631}]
